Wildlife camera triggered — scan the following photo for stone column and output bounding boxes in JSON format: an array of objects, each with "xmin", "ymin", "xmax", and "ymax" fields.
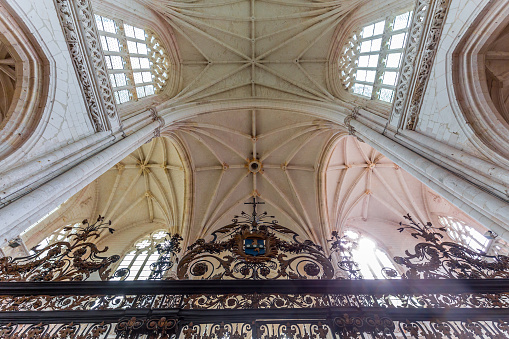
[
  {"xmin": 0, "ymin": 120, "xmax": 160, "ymax": 246},
  {"xmin": 347, "ymin": 114, "xmax": 509, "ymax": 240}
]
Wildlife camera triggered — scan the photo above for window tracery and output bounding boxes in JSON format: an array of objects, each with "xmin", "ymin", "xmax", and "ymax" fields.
[
  {"xmin": 27, "ymin": 223, "xmax": 81, "ymax": 255},
  {"xmin": 94, "ymin": 15, "xmax": 170, "ymax": 104},
  {"xmin": 114, "ymin": 230, "xmax": 168, "ymax": 281},
  {"xmin": 437, "ymin": 216, "xmax": 490, "ymax": 253},
  {"xmin": 338, "ymin": 11, "xmax": 413, "ymax": 103},
  {"xmin": 342, "ymin": 230, "xmax": 398, "ymax": 279}
]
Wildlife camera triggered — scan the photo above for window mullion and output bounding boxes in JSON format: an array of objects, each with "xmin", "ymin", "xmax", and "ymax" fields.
[
  {"xmin": 372, "ymin": 19, "xmax": 393, "ymax": 100},
  {"xmin": 136, "ymin": 249, "xmax": 154, "ymax": 280},
  {"xmin": 116, "ymin": 19, "xmax": 138, "ymax": 101}
]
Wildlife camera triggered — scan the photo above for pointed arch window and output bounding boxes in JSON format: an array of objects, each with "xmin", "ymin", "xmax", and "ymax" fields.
[
  {"xmin": 114, "ymin": 230, "xmax": 168, "ymax": 281},
  {"xmin": 94, "ymin": 15, "xmax": 170, "ymax": 104},
  {"xmin": 343, "ymin": 230, "xmax": 398, "ymax": 279},
  {"xmin": 339, "ymin": 11, "xmax": 413, "ymax": 103}
]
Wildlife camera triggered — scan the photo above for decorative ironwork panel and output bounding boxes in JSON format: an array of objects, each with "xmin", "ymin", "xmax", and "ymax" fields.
[
  {"xmin": 177, "ymin": 199, "xmax": 334, "ymax": 280},
  {"xmin": 0, "ymin": 217, "xmax": 123, "ymax": 282},
  {"xmin": 388, "ymin": 215, "xmax": 509, "ymax": 279}
]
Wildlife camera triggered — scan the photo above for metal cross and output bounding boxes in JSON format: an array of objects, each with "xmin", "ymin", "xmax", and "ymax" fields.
[{"xmin": 244, "ymin": 196, "xmax": 264, "ymax": 218}]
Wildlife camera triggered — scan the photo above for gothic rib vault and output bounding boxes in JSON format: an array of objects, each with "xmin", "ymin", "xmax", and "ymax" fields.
[
  {"xmin": 142, "ymin": 0, "xmax": 362, "ymax": 104},
  {"xmin": 8, "ymin": 0, "xmax": 495, "ymax": 258}
]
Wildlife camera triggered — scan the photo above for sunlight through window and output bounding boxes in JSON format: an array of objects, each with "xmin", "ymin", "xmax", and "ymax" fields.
[
  {"xmin": 95, "ymin": 15, "xmax": 170, "ymax": 104},
  {"xmin": 340, "ymin": 11, "xmax": 413, "ymax": 103}
]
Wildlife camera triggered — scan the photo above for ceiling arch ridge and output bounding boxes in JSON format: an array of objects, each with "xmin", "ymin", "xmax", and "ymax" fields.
[
  {"xmin": 170, "ymin": 109, "xmax": 343, "ymax": 248},
  {"xmin": 310, "ymin": 130, "xmax": 349, "ymax": 248},
  {"xmin": 89, "ymin": 136, "xmax": 191, "ymax": 244},
  {"xmin": 320, "ymin": 134, "xmax": 437, "ymax": 242},
  {"xmin": 156, "ymin": 98, "xmax": 352, "ymax": 128},
  {"xmin": 143, "ymin": 0, "xmax": 362, "ymax": 103}
]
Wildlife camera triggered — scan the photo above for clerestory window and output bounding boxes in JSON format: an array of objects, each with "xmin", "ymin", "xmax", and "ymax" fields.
[
  {"xmin": 438, "ymin": 216, "xmax": 490, "ymax": 252},
  {"xmin": 339, "ymin": 11, "xmax": 413, "ymax": 103},
  {"xmin": 94, "ymin": 15, "xmax": 170, "ymax": 104},
  {"xmin": 114, "ymin": 230, "xmax": 168, "ymax": 281},
  {"xmin": 28, "ymin": 223, "xmax": 81, "ymax": 255},
  {"xmin": 343, "ymin": 229, "xmax": 398, "ymax": 279}
]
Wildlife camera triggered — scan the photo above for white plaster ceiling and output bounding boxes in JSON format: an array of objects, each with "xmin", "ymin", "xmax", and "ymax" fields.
[
  {"xmin": 143, "ymin": 0, "xmax": 364, "ymax": 103},
  {"xmin": 14, "ymin": 0, "xmax": 495, "ymax": 258}
]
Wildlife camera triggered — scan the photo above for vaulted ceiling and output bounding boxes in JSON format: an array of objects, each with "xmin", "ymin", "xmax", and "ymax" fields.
[
  {"xmin": 142, "ymin": 0, "xmax": 364, "ymax": 103},
  {"xmin": 16, "ymin": 0, "xmax": 489, "ymax": 256}
]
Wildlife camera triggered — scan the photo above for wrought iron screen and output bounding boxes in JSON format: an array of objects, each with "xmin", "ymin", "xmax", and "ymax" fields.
[{"xmin": 2, "ymin": 209, "xmax": 509, "ymax": 338}]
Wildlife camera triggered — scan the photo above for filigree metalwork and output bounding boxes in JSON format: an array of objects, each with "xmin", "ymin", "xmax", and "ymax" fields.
[
  {"xmin": 0, "ymin": 321, "xmax": 113, "ymax": 338},
  {"xmin": 393, "ymin": 214, "xmax": 509, "ymax": 279},
  {"xmin": 257, "ymin": 322, "xmax": 330, "ymax": 339},
  {"xmin": 181, "ymin": 322, "xmax": 251, "ymax": 339},
  {"xmin": 176, "ymin": 198, "xmax": 334, "ymax": 280},
  {"xmin": 115, "ymin": 317, "xmax": 178, "ymax": 338},
  {"xmin": 0, "ymin": 216, "xmax": 122, "ymax": 281},
  {"xmin": 148, "ymin": 233, "xmax": 183, "ymax": 280},
  {"xmin": 182, "ymin": 293, "xmax": 330, "ymax": 310},
  {"xmin": 328, "ymin": 231, "xmax": 362, "ymax": 279},
  {"xmin": 333, "ymin": 314, "xmax": 395, "ymax": 338}
]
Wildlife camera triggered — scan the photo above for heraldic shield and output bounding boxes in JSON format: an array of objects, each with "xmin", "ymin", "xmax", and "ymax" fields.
[{"xmin": 244, "ymin": 237, "xmax": 266, "ymax": 256}]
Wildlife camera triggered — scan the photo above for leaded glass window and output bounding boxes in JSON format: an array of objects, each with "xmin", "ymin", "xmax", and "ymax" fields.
[
  {"xmin": 95, "ymin": 15, "xmax": 170, "ymax": 104},
  {"xmin": 343, "ymin": 230, "xmax": 398, "ymax": 279},
  {"xmin": 339, "ymin": 11, "xmax": 413, "ymax": 103},
  {"xmin": 114, "ymin": 230, "xmax": 168, "ymax": 281}
]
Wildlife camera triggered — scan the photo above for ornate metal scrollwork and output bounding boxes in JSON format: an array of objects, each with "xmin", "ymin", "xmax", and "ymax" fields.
[
  {"xmin": 0, "ymin": 216, "xmax": 124, "ymax": 281},
  {"xmin": 333, "ymin": 314, "xmax": 396, "ymax": 338},
  {"xmin": 115, "ymin": 317, "xmax": 178, "ymax": 338},
  {"xmin": 177, "ymin": 198, "xmax": 334, "ymax": 280},
  {"xmin": 392, "ymin": 214, "xmax": 509, "ymax": 279},
  {"xmin": 327, "ymin": 231, "xmax": 362, "ymax": 279},
  {"xmin": 149, "ymin": 233, "xmax": 183, "ymax": 280}
]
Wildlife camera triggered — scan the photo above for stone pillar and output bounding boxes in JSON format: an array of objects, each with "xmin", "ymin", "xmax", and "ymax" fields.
[
  {"xmin": 346, "ymin": 115, "xmax": 509, "ymax": 240},
  {"xmin": 0, "ymin": 120, "xmax": 160, "ymax": 246}
]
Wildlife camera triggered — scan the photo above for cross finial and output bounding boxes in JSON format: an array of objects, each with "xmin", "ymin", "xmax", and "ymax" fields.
[{"xmin": 244, "ymin": 196, "xmax": 264, "ymax": 218}]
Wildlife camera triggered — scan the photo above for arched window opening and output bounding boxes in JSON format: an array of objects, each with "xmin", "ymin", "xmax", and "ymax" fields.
[
  {"xmin": 0, "ymin": 42, "xmax": 16, "ymax": 126},
  {"xmin": 438, "ymin": 216, "xmax": 490, "ymax": 253},
  {"xmin": 114, "ymin": 230, "xmax": 168, "ymax": 281},
  {"xmin": 343, "ymin": 230, "xmax": 398, "ymax": 279},
  {"xmin": 94, "ymin": 15, "xmax": 170, "ymax": 104},
  {"xmin": 339, "ymin": 11, "xmax": 413, "ymax": 103},
  {"xmin": 27, "ymin": 223, "xmax": 81, "ymax": 255}
]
